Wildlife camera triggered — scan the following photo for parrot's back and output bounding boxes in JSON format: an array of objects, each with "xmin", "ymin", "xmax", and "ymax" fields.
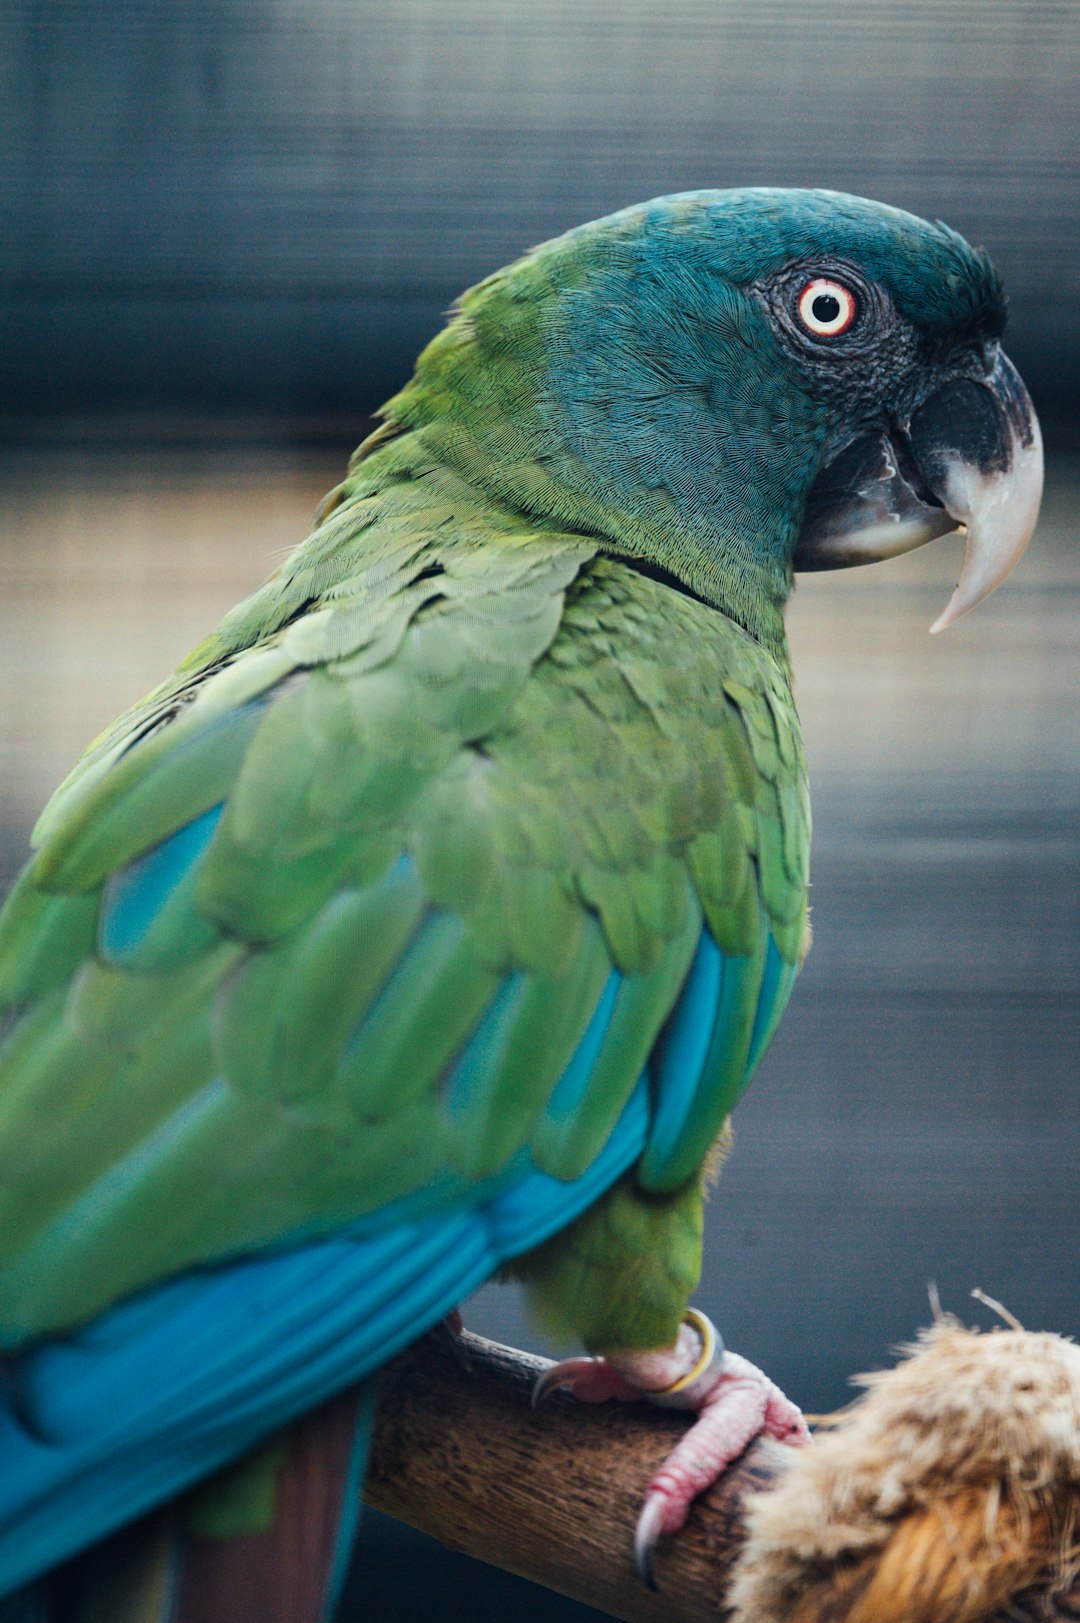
[{"xmin": 0, "ymin": 435, "xmax": 808, "ymax": 1592}]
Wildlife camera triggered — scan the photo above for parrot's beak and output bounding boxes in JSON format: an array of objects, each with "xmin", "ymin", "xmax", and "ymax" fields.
[{"xmin": 793, "ymin": 347, "xmax": 1043, "ymax": 631}]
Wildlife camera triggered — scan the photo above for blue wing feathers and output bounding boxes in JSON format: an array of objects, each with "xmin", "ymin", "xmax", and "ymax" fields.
[
  {"xmin": 640, "ymin": 925, "xmax": 795, "ymax": 1191},
  {"xmin": 99, "ymin": 803, "xmax": 225, "ymax": 967},
  {"xmin": 744, "ymin": 936, "xmax": 797, "ymax": 1080},
  {"xmin": 641, "ymin": 931, "xmax": 723, "ymax": 1178},
  {"xmin": 441, "ymin": 971, "xmax": 529, "ymax": 1123},
  {"xmin": 0, "ymin": 1078, "xmax": 651, "ymax": 1595},
  {"xmin": 488, "ymin": 1072, "xmax": 650, "ymax": 1256},
  {"xmin": 323, "ymin": 1380, "xmax": 380, "ymax": 1623},
  {"xmin": 539, "ymin": 969, "xmax": 621, "ymax": 1128},
  {"xmin": 0, "ymin": 800, "xmax": 800, "ymax": 1593}
]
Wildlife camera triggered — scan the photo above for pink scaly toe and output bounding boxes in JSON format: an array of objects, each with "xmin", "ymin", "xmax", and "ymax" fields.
[
  {"xmin": 532, "ymin": 1310, "xmax": 809, "ymax": 1587},
  {"xmin": 632, "ymin": 1345, "xmax": 810, "ymax": 1585}
]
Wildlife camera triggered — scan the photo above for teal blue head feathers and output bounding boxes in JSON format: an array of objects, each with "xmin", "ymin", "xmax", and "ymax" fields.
[{"xmin": 385, "ymin": 187, "xmax": 1039, "ymax": 652}]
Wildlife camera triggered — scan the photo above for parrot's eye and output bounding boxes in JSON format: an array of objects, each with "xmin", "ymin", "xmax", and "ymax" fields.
[{"xmin": 796, "ymin": 278, "xmax": 858, "ymax": 337}]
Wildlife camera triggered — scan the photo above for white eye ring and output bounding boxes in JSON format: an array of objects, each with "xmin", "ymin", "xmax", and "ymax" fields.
[{"xmin": 797, "ymin": 278, "xmax": 858, "ymax": 337}]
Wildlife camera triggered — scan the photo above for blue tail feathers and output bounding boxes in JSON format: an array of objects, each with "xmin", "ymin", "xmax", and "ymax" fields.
[{"xmin": 0, "ymin": 1075, "xmax": 651, "ymax": 1597}]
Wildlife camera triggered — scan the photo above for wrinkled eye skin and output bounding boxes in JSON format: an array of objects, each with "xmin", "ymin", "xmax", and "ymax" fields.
[
  {"xmin": 750, "ymin": 259, "xmax": 923, "ymax": 412},
  {"xmin": 760, "ymin": 262, "xmax": 891, "ymax": 355}
]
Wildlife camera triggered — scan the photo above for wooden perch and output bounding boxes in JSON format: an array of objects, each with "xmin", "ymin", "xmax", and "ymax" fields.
[
  {"xmin": 365, "ymin": 1326, "xmax": 1080, "ymax": 1623},
  {"xmin": 366, "ymin": 1326, "xmax": 763, "ymax": 1621}
]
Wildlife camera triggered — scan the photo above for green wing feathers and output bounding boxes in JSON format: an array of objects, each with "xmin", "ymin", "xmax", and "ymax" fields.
[{"xmin": 0, "ymin": 442, "xmax": 809, "ymax": 1345}]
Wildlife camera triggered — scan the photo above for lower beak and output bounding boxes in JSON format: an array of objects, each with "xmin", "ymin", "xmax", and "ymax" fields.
[{"xmin": 793, "ymin": 348, "xmax": 1043, "ymax": 632}]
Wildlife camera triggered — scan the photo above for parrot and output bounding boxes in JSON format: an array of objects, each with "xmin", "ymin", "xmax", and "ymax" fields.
[{"xmin": 0, "ymin": 188, "xmax": 1042, "ymax": 1615}]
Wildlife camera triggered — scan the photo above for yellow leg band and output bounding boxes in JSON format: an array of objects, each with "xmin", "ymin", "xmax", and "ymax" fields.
[{"xmin": 647, "ymin": 1308, "xmax": 725, "ymax": 1410}]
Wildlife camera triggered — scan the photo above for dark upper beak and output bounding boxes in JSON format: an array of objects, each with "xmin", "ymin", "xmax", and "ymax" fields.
[{"xmin": 793, "ymin": 347, "xmax": 1043, "ymax": 631}]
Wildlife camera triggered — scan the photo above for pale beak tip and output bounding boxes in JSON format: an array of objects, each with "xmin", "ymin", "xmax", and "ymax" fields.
[
  {"xmin": 929, "ymin": 598, "xmax": 961, "ymax": 635},
  {"xmin": 919, "ymin": 350, "xmax": 1043, "ymax": 636}
]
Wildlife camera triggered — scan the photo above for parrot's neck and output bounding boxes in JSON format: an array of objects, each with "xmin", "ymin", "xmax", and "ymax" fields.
[
  {"xmin": 375, "ymin": 265, "xmax": 808, "ymax": 667},
  {"xmin": 357, "ymin": 419, "xmax": 793, "ymax": 665}
]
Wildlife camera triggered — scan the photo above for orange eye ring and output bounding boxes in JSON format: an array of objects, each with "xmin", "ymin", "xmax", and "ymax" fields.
[{"xmin": 797, "ymin": 278, "xmax": 858, "ymax": 337}]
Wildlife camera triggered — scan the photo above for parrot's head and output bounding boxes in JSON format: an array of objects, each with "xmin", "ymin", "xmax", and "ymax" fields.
[{"xmin": 391, "ymin": 188, "xmax": 1042, "ymax": 651}]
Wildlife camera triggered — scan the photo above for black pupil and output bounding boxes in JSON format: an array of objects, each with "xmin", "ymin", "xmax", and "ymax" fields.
[{"xmin": 811, "ymin": 292, "xmax": 842, "ymax": 325}]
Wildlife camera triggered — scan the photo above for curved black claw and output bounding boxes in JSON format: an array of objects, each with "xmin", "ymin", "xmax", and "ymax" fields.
[
  {"xmin": 633, "ymin": 1497, "xmax": 666, "ymax": 1591},
  {"xmin": 530, "ymin": 1357, "xmax": 594, "ymax": 1410}
]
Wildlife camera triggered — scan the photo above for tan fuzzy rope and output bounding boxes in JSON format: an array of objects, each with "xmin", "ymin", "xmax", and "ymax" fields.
[{"xmin": 729, "ymin": 1320, "xmax": 1080, "ymax": 1623}]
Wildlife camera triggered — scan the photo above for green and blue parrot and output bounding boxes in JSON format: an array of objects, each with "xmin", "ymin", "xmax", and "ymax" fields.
[{"xmin": 0, "ymin": 189, "xmax": 1041, "ymax": 1610}]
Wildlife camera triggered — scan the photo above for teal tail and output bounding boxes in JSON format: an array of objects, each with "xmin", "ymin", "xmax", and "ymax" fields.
[{"xmin": 23, "ymin": 1382, "xmax": 377, "ymax": 1623}]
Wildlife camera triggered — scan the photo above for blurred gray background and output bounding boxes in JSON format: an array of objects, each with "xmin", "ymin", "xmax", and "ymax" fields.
[
  {"xmin": 1, "ymin": 3, "xmax": 1078, "ymax": 1619},
  {"xmin": 3, "ymin": 0, "xmax": 1079, "ymax": 425}
]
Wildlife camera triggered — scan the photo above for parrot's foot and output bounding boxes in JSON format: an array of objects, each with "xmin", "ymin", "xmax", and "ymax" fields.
[{"xmin": 533, "ymin": 1309, "xmax": 809, "ymax": 1588}]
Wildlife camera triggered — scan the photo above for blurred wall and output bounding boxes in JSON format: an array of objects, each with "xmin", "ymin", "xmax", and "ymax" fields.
[{"xmin": 2, "ymin": 0, "xmax": 1078, "ymax": 424}]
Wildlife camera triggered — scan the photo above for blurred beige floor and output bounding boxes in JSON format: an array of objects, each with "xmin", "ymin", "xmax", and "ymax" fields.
[{"xmin": 0, "ymin": 441, "xmax": 353, "ymax": 847}]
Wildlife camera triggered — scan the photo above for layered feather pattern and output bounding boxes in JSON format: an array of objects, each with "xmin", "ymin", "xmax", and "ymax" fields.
[{"xmin": 0, "ymin": 337, "xmax": 808, "ymax": 1588}]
